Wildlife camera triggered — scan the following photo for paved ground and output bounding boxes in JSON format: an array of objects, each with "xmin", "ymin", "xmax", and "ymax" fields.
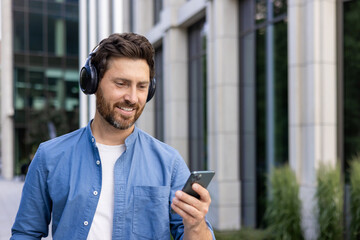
[
  {"xmin": 0, "ymin": 177, "xmax": 52, "ymax": 240},
  {"xmin": 0, "ymin": 178, "xmax": 24, "ymax": 240}
]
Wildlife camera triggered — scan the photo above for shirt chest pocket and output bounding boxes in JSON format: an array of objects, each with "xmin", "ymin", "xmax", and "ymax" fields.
[{"xmin": 133, "ymin": 186, "xmax": 171, "ymax": 239}]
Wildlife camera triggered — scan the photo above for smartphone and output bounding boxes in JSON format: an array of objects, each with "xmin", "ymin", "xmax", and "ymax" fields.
[{"xmin": 182, "ymin": 170, "xmax": 215, "ymax": 199}]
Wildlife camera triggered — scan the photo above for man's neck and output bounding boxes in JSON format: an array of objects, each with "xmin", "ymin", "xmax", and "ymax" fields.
[{"xmin": 91, "ymin": 113, "xmax": 134, "ymax": 145}]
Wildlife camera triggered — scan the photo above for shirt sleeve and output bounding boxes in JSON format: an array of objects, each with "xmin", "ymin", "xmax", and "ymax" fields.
[
  {"xmin": 11, "ymin": 145, "xmax": 52, "ymax": 240},
  {"xmin": 169, "ymin": 155, "xmax": 216, "ymax": 240},
  {"xmin": 169, "ymin": 155, "xmax": 188, "ymax": 240}
]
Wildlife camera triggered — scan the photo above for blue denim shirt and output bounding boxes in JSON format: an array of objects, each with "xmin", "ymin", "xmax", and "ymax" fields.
[{"xmin": 11, "ymin": 121, "xmax": 215, "ymax": 240}]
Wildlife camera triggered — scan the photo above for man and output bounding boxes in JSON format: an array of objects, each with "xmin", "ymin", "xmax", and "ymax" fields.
[{"xmin": 11, "ymin": 33, "xmax": 215, "ymax": 240}]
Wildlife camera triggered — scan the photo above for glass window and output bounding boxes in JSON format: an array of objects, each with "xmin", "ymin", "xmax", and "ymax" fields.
[
  {"xmin": 343, "ymin": 0, "xmax": 360, "ymax": 176},
  {"xmin": 66, "ymin": 19, "xmax": 79, "ymax": 55},
  {"xmin": 255, "ymin": 27, "xmax": 267, "ymax": 227},
  {"xmin": 274, "ymin": 21, "xmax": 288, "ymax": 163},
  {"xmin": 12, "ymin": 0, "xmax": 80, "ymax": 176},
  {"xmin": 255, "ymin": 0, "xmax": 267, "ymax": 23},
  {"xmin": 64, "ymin": 70, "xmax": 79, "ymax": 111},
  {"xmin": 13, "ymin": 11, "xmax": 25, "ymax": 52},
  {"xmin": 273, "ymin": 0, "xmax": 287, "ymax": 17},
  {"xmin": 47, "ymin": 2, "xmax": 63, "ymax": 17},
  {"xmin": 29, "ymin": 0, "xmax": 43, "ymax": 13},
  {"xmin": 240, "ymin": 0, "xmax": 288, "ymax": 227},
  {"xmin": 65, "ymin": 2, "xmax": 79, "ymax": 19},
  {"xmin": 47, "ymin": 15, "xmax": 57, "ymax": 54},
  {"xmin": 14, "ymin": 67, "xmax": 27, "ymax": 110},
  {"xmin": 188, "ymin": 19, "xmax": 207, "ymax": 171},
  {"xmin": 13, "ymin": 0, "xmax": 25, "ymax": 8},
  {"xmin": 29, "ymin": 69, "xmax": 46, "ymax": 110},
  {"xmin": 29, "ymin": 12, "xmax": 44, "ymax": 52},
  {"xmin": 154, "ymin": 0, "xmax": 163, "ymax": 24}
]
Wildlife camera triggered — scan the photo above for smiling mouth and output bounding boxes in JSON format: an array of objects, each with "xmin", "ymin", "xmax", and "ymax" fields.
[{"xmin": 119, "ymin": 106, "xmax": 134, "ymax": 112}]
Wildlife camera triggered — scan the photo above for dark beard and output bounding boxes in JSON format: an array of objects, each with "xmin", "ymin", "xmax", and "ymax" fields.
[{"xmin": 95, "ymin": 87, "xmax": 144, "ymax": 130}]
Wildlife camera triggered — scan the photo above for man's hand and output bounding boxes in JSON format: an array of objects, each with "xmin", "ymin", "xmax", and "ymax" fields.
[{"xmin": 171, "ymin": 183, "xmax": 213, "ymax": 240}]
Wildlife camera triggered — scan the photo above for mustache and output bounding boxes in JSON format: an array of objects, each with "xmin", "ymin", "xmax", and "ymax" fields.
[{"xmin": 115, "ymin": 100, "xmax": 139, "ymax": 110}]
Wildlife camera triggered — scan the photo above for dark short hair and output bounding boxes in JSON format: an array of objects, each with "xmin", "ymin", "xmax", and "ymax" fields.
[{"xmin": 91, "ymin": 32, "xmax": 155, "ymax": 81}]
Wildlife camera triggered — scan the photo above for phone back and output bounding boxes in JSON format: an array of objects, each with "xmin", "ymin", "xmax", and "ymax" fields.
[{"xmin": 182, "ymin": 171, "xmax": 215, "ymax": 199}]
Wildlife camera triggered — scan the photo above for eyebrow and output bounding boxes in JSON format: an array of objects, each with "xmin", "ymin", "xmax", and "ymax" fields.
[{"xmin": 113, "ymin": 78, "xmax": 149, "ymax": 85}]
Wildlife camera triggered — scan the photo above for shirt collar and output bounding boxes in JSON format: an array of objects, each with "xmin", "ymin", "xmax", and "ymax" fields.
[{"xmin": 86, "ymin": 120, "xmax": 139, "ymax": 148}]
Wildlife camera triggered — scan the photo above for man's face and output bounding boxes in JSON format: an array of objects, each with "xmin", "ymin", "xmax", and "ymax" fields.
[{"xmin": 95, "ymin": 57, "xmax": 150, "ymax": 130}]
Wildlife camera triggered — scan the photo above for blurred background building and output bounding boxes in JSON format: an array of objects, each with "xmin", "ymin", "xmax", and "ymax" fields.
[
  {"xmin": 1, "ymin": 0, "xmax": 80, "ymax": 179},
  {"xmin": 1, "ymin": 0, "xmax": 360, "ymax": 238}
]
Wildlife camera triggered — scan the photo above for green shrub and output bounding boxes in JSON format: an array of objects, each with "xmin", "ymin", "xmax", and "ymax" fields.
[
  {"xmin": 316, "ymin": 162, "xmax": 343, "ymax": 240},
  {"xmin": 350, "ymin": 155, "xmax": 360, "ymax": 240},
  {"xmin": 265, "ymin": 165, "xmax": 304, "ymax": 240}
]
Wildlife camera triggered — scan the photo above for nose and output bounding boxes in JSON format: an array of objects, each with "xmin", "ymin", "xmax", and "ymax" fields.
[{"xmin": 123, "ymin": 86, "xmax": 138, "ymax": 104}]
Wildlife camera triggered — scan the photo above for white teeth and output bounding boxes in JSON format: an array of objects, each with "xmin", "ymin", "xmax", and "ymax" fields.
[{"xmin": 120, "ymin": 107, "xmax": 133, "ymax": 112}]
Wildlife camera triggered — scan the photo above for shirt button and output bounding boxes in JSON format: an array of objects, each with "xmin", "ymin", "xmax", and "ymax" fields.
[
  {"xmin": 93, "ymin": 191, "xmax": 98, "ymax": 196},
  {"xmin": 91, "ymin": 138, "xmax": 95, "ymax": 143},
  {"xmin": 84, "ymin": 221, "xmax": 88, "ymax": 226},
  {"xmin": 96, "ymin": 160, "xmax": 100, "ymax": 165}
]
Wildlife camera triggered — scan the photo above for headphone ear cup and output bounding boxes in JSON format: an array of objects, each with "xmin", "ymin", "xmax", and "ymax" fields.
[
  {"xmin": 79, "ymin": 55, "xmax": 99, "ymax": 95},
  {"xmin": 146, "ymin": 78, "xmax": 156, "ymax": 102}
]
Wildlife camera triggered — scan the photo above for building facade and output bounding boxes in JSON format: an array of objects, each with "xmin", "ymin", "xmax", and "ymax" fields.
[
  {"xmin": 1, "ymin": 0, "xmax": 360, "ymax": 238},
  {"xmin": 1, "ymin": 0, "xmax": 80, "ymax": 179},
  {"xmin": 114, "ymin": 0, "xmax": 358, "ymax": 237}
]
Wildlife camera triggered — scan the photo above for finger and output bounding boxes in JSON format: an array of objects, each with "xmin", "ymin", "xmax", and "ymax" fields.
[
  {"xmin": 175, "ymin": 190, "xmax": 202, "ymax": 209},
  {"xmin": 192, "ymin": 184, "xmax": 210, "ymax": 202},
  {"xmin": 172, "ymin": 196, "xmax": 198, "ymax": 218}
]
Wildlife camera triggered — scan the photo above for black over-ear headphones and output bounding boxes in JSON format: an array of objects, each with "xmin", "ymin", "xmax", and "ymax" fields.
[{"xmin": 79, "ymin": 52, "xmax": 156, "ymax": 102}]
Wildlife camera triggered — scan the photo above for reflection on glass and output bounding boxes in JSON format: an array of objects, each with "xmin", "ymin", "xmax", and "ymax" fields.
[
  {"xmin": 13, "ymin": 0, "xmax": 80, "ymax": 176},
  {"xmin": 47, "ymin": 2, "xmax": 63, "ymax": 17},
  {"xmin": 29, "ymin": 13, "xmax": 44, "ymax": 52},
  {"xmin": 13, "ymin": 0, "xmax": 25, "ymax": 8},
  {"xmin": 273, "ymin": 0, "xmax": 287, "ymax": 17},
  {"xmin": 188, "ymin": 19, "xmax": 208, "ymax": 171},
  {"xmin": 29, "ymin": 0, "xmax": 43, "ymax": 12},
  {"xmin": 256, "ymin": 27, "xmax": 267, "ymax": 227},
  {"xmin": 256, "ymin": 0, "xmax": 267, "ymax": 23},
  {"xmin": 65, "ymin": 3, "xmax": 79, "ymax": 18},
  {"xmin": 13, "ymin": 11, "xmax": 25, "ymax": 52},
  {"xmin": 66, "ymin": 20, "xmax": 79, "ymax": 55},
  {"xmin": 274, "ymin": 20, "xmax": 288, "ymax": 166},
  {"xmin": 29, "ymin": 70, "xmax": 45, "ymax": 110},
  {"xmin": 255, "ymin": 19, "xmax": 288, "ymax": 229},
  {"xmin": 344, "ymin": 0, "xmax": 360, "ymax": 173},
  {"xmin": 14, "ymin": 68, "xmax": 26, "ymax": 110},
  {"xmin": 48, "ymin": 16, "xmax": 56, "ymax": 54}
]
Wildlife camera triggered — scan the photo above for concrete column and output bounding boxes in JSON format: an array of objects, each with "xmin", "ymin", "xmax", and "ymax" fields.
[
  {"xmin": 134, "ymin": 0, "xmax": 156, "ymax": 136},
  {"xmin": 133, "ymin": 0, "xmax": 153, "ymax": 34},
  {"xmin": 1, "ymin": 0, "xmax": 14, "ymax": 179},
  {"xmin": 112, "ymin": 0, "xmax": 123, "ymax": 34},
  {"xmin": 79, "ymin": 0, "xmax": 116, "ymax": 124},
  {"xmin": 79, "ymin": 0, "xmax": 88, "ymax": 127},
  {"xmin": 288, "ymin": 0, "xmax": 337, "ymax": 238},
  {"xmin": 87, "ymin": 0, "xmax": 98, "ymax": 120},
  {"xmin": 162, "ymin": 28, "xmax": 189, "ymax": 163},
  {"xmin": 122, "ymin": 0, "xmax": 131, "ymax": 33},
  {"xmin": 98, "ymin": 0, "xmax": 111, "ymax": 40},
  {"xmin": 207, "ymin": 0, "xmax": 240, "ymax": 230}
]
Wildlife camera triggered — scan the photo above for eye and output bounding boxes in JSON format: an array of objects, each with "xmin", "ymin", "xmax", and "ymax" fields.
[
  {"xmin": 138, "ymin": 84, "xmax": 148, "ymax": 90},
  {"xmin": 116, "ymin": 81, "xmax": 126, "ymax": 87}
]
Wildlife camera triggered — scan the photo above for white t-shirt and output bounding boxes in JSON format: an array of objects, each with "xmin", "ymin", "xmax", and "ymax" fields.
[{"xmin": 87, "ymin": 143, "xmax": 125, "ymax": 240}]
